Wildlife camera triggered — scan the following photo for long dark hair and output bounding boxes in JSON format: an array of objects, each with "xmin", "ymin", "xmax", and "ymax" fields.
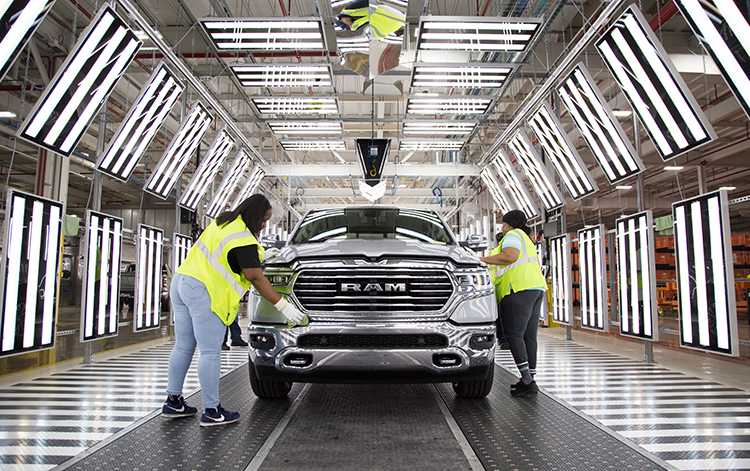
[{"xmin": 215, "ymin": 194, "xmax": 271, "ymax": 235}]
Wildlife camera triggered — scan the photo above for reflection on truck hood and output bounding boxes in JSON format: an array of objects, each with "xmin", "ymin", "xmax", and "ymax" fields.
[{"xmin": 269, "ymin": 239, "xmax": 482, "ymax": 266}]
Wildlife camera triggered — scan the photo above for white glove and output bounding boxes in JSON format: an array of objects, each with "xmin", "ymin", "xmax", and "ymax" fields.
[
  {"xmin": 274, "ymin": 298, "xmax": 305, "ymax": 324},
  {"xmin": 262, "ymin": 247, "xmax": 280, "ymax": 261}
]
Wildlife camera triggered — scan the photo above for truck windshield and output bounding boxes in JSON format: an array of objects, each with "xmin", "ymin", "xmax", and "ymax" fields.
[{"xmin": 290, "ymin": 208, "xmax": 455, "ymax": 245}]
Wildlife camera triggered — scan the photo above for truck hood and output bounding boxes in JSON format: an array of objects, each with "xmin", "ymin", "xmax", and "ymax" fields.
[{"xmin": 267, "ymin": 239, "xmax": 483, "ymax": 266}]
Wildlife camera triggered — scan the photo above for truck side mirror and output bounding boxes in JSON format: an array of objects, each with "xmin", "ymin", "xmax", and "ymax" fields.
[{"xmin": 274, "ymin": 240, "xmax": 286, "ymax": 248}]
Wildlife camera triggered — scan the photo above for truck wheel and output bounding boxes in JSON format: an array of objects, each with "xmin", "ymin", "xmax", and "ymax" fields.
[
  {"xmin": 249, "ymin": 362, "xmax": 292, "ymax": 399},
  {"xmin": 453, "ymin": 364, "xmax": 494, "ymax": 398}
]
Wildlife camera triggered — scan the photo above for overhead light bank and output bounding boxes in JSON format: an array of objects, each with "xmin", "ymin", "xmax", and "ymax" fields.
[
  {"xmin": 410, "ymin": 63, "xmax": 514, "ymax": 89},
  {"xmin": 480, "ymin": 168, "xmax": 513, "ymax": 214},
  {"xmin": 577, "ymin": 225, "xmax": 608, "ymax": 332},
  {"xmin": 507, "ymin": 129, "xmax": 565, "ymax": 211},
  {"xmin": 200, "ymin": 17, "xmax": 325, "ymax": 51},
  {"xmin": 280, "ymin": 140, "xmax": 346, "ymax": 151},
  {"xmin": 232, "ymin": 165, "xmax": 266, "ymax": 210},
  {"xmin": 398, "ymin": 140, "xmax": 464, "ymax": 151},
  {"xmin": 416, "ymin": 16, "xmax": 542, "ymax": 52},
  {"xmin": 405, "ymin": 96, "xmax": 492, "ymax": 115},
  {"xmin": 490, "ymin": 150, "xmax": 540, "ymax": 219},
  {"xmin": 268, "ymin": 121, "xmax": 343, "ymax": 135},
  {"xmin": 205, "ymin": 149, "xmax": 252, "ymax": 219},
  {"xmin": 402, "ymin": 121, "xmax": 477, "ymax": 136},
  {"xmin": 0, "ymin": 0, "xmax": 56, "ymax": 82},
  {"xmin": 252, "ymin": 97, "xmax": 338, "ymax": 115},
  {"xmin": 230, "ymin": 64, "xmax": 333, "ymax": 88},
  {"xmin": 179, "ymin": 129, "xmax": 236, "ymax": 212}
]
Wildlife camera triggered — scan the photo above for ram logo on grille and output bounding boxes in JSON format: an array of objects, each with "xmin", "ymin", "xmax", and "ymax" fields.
[{"xmin": 340, "ymin": 283, "xmax": 406, "ymax": 292}]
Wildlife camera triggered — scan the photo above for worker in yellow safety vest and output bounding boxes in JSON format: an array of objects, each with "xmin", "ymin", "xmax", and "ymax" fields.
[
  {"xmin": 335, "ymin": 0, "xmax": 405, "ymax": 40},
  {"xmin": 480, "ymin": 210, "xmax": 547, "ymax": 398},
  {"xmin": 488, "ymin": 231, "xmax": 510, "ymax": 350},
  {"xmin": 162, "ymin": 194, "xmax": 304, "ymax": 427}
]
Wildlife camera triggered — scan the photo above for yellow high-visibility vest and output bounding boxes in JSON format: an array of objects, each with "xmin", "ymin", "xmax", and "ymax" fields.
[
  {"xmin": 494, "ymin": 229, "xmax": 547, "ymax": 302},
  {"xmin": 177, "ymin": 217, "xmax": 264, "ymax": 325}
]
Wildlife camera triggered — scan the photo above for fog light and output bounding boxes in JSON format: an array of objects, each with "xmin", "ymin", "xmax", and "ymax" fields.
[
  {"xmin": 470, "ymin": 333, "xmax": 495, "ymax": 350},
  {"xmin": 433, "ymin": 353, "xmax": 462, "ymax": 367},
  {"xmin": 250, "ymin": 334, "xmax": 276, "ymax": 350},
  {"xmin": 284, "ymin": 353, "xmax": 312, "ymax": 367}
]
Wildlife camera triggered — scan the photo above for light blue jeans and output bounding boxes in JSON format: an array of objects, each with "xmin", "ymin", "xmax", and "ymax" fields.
[{"xmin": 166, "ymin": 273, "xmax": 227, "ymax": 409}]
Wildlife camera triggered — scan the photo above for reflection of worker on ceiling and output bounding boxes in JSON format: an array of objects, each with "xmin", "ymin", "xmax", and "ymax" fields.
[{"xmin": 335, "ymin": 0, "xmax": 405, "ymax": 40}]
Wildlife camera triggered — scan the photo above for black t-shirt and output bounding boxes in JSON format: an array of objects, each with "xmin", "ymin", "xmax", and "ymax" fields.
[{"xmin": 227, "ymin": 245, "xmax": 261, "ymax": 274}]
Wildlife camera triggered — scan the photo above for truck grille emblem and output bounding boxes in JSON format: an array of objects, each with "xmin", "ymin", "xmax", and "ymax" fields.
[{"xmin": 340, "ymin": 283, "xmax": 406, "ymax": 292}]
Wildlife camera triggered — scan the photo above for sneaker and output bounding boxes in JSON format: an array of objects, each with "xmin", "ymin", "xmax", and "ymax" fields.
[
  {"xmin": 510, "ymin": 380, "xmax": 539, "ymax": 397},
  {"xmin": 221, "ymin": 343, "xmax": 230, "ymax": 351},
  {"xmin": 231, "ymin": 338, "xmax": 248, "ymax": 347},
  {"xmin": 200, "ymin": 404, "xmax": 240, "ymax": 427},
  {"xmin": 510, "ymin": 379, "xmax": 524, "ymax": 391},
  {"xmin": 162, "ymin": 395, "xmax": 198, "ymax": 418}
]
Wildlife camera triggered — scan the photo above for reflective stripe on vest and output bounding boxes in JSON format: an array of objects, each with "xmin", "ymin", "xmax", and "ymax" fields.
[
  {"xmin": 495, "ymin": 229, "xmax": 538, "ymax": 277},
  {"xmin": 194, "ymin": 238, "xmax": 246, "ymax": 297}
]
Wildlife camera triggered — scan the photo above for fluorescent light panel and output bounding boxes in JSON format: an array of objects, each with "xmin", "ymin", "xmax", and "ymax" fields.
[
  {"xmin": 200, "ymin": 17, "xmax": 325, "ymax": 51},
  {"xmin": 615, "ymin": 210, "xmax": 657, "ymax": 341},
  {"xmin": 529, "ymin": 103, "xmax": 598, "ymax": 200},
  {"xmin": 97, "ymin": 63, "xmax": 184, "ymax": 182},
  {"xmin": 80, "ymin": 211, "xmax": 123, "ymax": 342},
  {"xmin": 578, "ymin": 225, "xmax": 608, "ymax": 332},
  {"xmin": 596, "ymin": 6, "xmax": 716, "ymax": 161},
  {"xmin": 280, "ymin": 140, "xmax": 346, "ymax": 151},
  {"xmin": 231, "ymin": 165, "xmax": 266, "ymax": 210},
  {"xmin": 144, "ymin": 102, "xmax": 213, "ymax": 199},
  {"xmin": 398, "ymin": 140, "xmax": 464, "ymax": 151},
  {"xmin": 205, "ymin": 149, "xmax": 252, "ymax": 219},
  {"xmin": 557, "ymin": 64, "xmax": 644, "ymax": 184},
  {"xmin": 550, "ymin": 234, "xmax": 572, "ymax": 325},
  {"xmin": 135, "ymin": 225, "xmax": 163, "ymax": 332},
  {"xmin": 674, "ymin": 0, "xmax": 750, "ymax": 120},
  {"xmin": 230, "ymin": 64, "xmax": 333, "ymax": 87},
  {"xmin": 507, "ymin": 129, "xmax": 565, "ymax": 211},
  {"xmin": 417, "ymin": 16, "xmax": 541, "ymax": 52},
  {"xmin": 0, "ymin": 0, "xmax": 55, "ymax": 82},
  {"xmin": 410, "ymin": 63, "xmax": 514, "ymax": 88},
  {"xmin": 0, "ymin": 190, "xmax": 63, "ymax": 357},
  {"xmin": 17, "ymin": 5, "xmax": 141, "ymax": 156},
  {"xmin": 173, "ymin": 233, "xmax": 192, "ymax": 271},
  {"xmin": 491, "ymin": 150, "xmax": 540, "ymax": 219},
  {"xmin": 405, "ymin": 96, "xmax": 492, "ymax": 115},
  {"xmin": 402, "ymin": 121, "xmax": 477, "ymax": 135},
  {"xmin": 672, "ymin": 190, "xmax": 738, "ymax": 356},
  {"xmin": 480, "ymin": 168, "xmax": 513, "ymax": 213},
  {"xmin": 252, "ymin": 96, "xmax": 338, "ymax": 115},
  {"xmin": 268, "ymin": 121, "xmax": 343, "ymax": 135},
  {"xmin": 179, "ymin": 129, "xmax": 236, "ymax": 212}
]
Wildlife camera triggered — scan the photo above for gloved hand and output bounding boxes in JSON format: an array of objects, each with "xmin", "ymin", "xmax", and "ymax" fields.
[
  {"xmin": 274, "ymin": 298, "xmax": 305, "ymax": 324},
  {"xmin": 263, "ymin": 247, "xmax": 281, "ymax": 261}
]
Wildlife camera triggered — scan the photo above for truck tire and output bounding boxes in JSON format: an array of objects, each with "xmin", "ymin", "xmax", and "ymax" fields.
[
  {"xmin": 248, "ymin": 361, "xmax": 292, "ymax": 399},
  {"xmin": 453, "ymin": 364, "xmax": 494, "ymax": 398}
]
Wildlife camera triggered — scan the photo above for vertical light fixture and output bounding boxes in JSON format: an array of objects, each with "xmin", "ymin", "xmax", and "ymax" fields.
[
  {"xmin": 549, "ymin": 234, "xmax": 572, "ymax": 325},
  {"xmin": 145, "ymin": 102, "xmax": 213, "ymax": 199},
  {"xmin": 135, "ymin": 225, "xmax": 163, "ymax": 332},
  {"xmin": 0, "ymin": 190, "xmax": 63, "ymax": 357},
  {"xmin": 556, "ymin": 64, "xmax": 643, "ymax": 184},
  {"xmin": 673, "ymin": 190, "xmax": 738, "ymax": 356},
  {"xmin": 674, "ymin": 0, "xmax": 750, "ymax": 120},
  {"xmin": 231, "ymin": 165, "xmax": 266, "ymax": 210},
  {"xmin": 480, "ymin": 168, "xmax": 513, "ymax": 214},
  {"xmin": 205, "ymin": 149, "xmax": 251, "ymax": 219},
  {"xmin": 507, "ymin": 129, "xmax": 565, "ymax": 211},
  {"xmin": 596, "ymin": 6, "xmax": 716, "ymax": 160},
  {"xmin": 577, "ymin": 225, "xmax": 608, "ymax": 332},
  {"xmin": 0, "ymin": 0, "xmax": 56, "ymax": 82},
  {"xmin": 616, "ymin": 210, "xmax": 657, "ymax": 341},
  {"xmin": 97, "ymin": 63, "xmax": 184, "ymax": 181},
  {"xmin": 529, "ymin": 103, "xmax": 598, "ymax": 200},
  {"xmin": 80, "ymin": 211, "xmax": 123, "ymax": 342},
  {"xmin": 17, "ymin": 5, "xmax": 142, "ymax": 156},
  {"xmin": 173, "ymin": 233, "xmax": 192, "ymax": 271},
  {"xmin": 490, "ymin": 150, "xmax": 540, "ymax": 219},
  {"xmin": 179, "ymin": 129, "xmax": 236, "ymax": 212}
]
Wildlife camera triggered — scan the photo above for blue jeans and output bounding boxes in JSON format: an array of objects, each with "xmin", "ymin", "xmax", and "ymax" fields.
[{"xmin": 166, "ymin": 273, "xmax": 227, "ymax": 409}]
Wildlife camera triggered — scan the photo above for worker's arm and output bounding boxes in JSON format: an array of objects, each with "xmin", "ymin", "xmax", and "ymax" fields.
[
  {"xmin": 480, "ymin": 246, "xmax": 520, "ymax": 266},
  {"xmin": 242, "ymin": 267, "xmax": 282, "ymax": 304}
]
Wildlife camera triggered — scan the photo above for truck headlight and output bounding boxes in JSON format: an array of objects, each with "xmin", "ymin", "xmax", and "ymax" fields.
[
  {"xmin": 265, "ymin": 269, "xmax": 293, "ymax": 288},
  {"xmin": 455, "ymin": 270, "xmax": 491, "ymax": 289}
]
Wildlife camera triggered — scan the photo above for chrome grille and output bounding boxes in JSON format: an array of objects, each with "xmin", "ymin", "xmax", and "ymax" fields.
[
  {"xmin": 297, "ymin": 334, "xmax": 448, "ymax": 349},
  {"xmin": 293, "ymin": 268, "xmax": 454, "ymax": 312}
]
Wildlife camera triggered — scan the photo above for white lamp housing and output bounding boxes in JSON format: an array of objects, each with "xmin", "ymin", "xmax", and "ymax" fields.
[
  {"xmin": 405, "ymin": 96, "xmax": 493, "ymax": 115},
  {"xmin": 229, "ymin": 64, "xmax": 333, "ymax": 88},
  {"xmin": 490, "ymin": 150, "xmax": 540, "ymax": 219},
  {"xmin": 173, "ymin": 233, "xmax": 192, "ymax": 272},
  {"xmin": 398, "ymin": 140, "xmax": 464, "ymax": 151},
  {"xmin": 205, "ymin": 149, "xmax": 252, "ymax": 219},
  {"xmin": 268, "ymin": 121, "xmax": 343, "ymax": 135},
  {"xmin": 252, "ymin": 96, "xmax": 338, "ymax": 115},
  {"xmin": 280, "ymin": 140, "xmax": 346, "ymax": 151},
  {"xmin": 480, "ymin": 168, "xmax": 513, "ymax": 214},
  {"xmin": 410, "ymin": 63, "xmax": 514, "ymax": 89},
  {"xmin": 135, "ymin": 224, "xmax": 163, "ymax": 332},
  {"xmin": 0, "ymin": 0, "xmax": 56, "ymax": 82},
  {"xmin": 200, "ymin": 17, "xmax": 325, "ymax": 51},
  {"xmin": 0, "ymin": 190, "xmax": 63, "ymax": 357},
  {"xmin": 507, "ymin": 129, "xmax": 565, "ymax": 211},
  {"xmin": 179, "ymin": 129, "xmax": 236, "ymax": 212},
  {"xmin": 231, "ymin": 165, "xmax": 266, "ymax": 210},
  {"xmin": 402, "ymin": 121, "xmax": 477, "ymax": 136},
  {"xmin": 416, "ymin": 16, "xmax": 542, "ymax": 52},
  {"xmin": 577, "ymin": 225, "xmax": 608, "ymax": 332},
  {"xmin": 550, "ymin": 234, "xmax": 572, "ymax": 325}
]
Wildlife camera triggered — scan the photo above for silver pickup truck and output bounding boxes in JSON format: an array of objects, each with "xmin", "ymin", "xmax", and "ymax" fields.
[{"xmin": 246, "ymin": 207, "xmax": 497, "ymax": 398}]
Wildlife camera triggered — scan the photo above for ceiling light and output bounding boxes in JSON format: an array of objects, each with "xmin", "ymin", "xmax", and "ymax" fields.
[
  {"xmin": 359, "ymin": 180, "xmax": 387, "ymax": 202},
  {"xmin": 268, "ymin": 121, "xmax": 343, "ymax": 135},
  {"xmin": 557, "ymin": 64, "xmax": 644, "ymax": 184},
  {"xmin": 406, "ymin": 96, "xmax": 492, "ymax": 115},
  {"xmin": 398, "ymin": 140, "xmax": 464, "ymax": 151},
  {"xmin": 200, "ymin": 17, "xmax": 325, "ymax": 50},
  {"xmin": 673, "ymin": 190, "xmax": 738, "ymax": 355},
  {"xmin": 616, "ymin": 210, "xmax": 658, "ymax": 340},
  {"xmin": 17, "ymin": 5, "xmax": 142, "ymax": 157},
  {"xmin": 480, "ymin": 168, "xmax": 513, "ymax": 213},
  {"xmin": 410, "ymin": 63, "xmax": 514, "ymax": 88},
  {"xmin": 490, "ymin": 150, "xmax": 540, "ymax": 219},
  {"xmin": 205, "ymin": 149, "xmax": 252, "ymax": 219},
  {"xmin": 507, "ymin": 129, "xmax": 565, "ymax": 211},
  {"xmin": 417, "ymin": 16, "xmax": 542, "ymax": 52},
  {"xmin": 402, "ymin": 121, "xmax": 477, "ymax": 135},
  {"xmin": 664, "ymin": 166, "xmax": 684, "ymax": 171},
  {"xmin": 719, "ymin": 186, "xmax": 736, "ymax": 191},
  {"xmin": 529, "ymin": 103, "xmax": 598, "ymax": 200},
  {"xmin": 97, "ymin": 63, "xmax": 184, "ymax": 182},
  {"xmin": 596, "ymin": 6, "xmax": 716, "ymax": 161},
  {"xmin": 135, "ymin": 225, "xmax": 163, "ymax": 332},
  {"xmin": 179, "ymin": 129, "xmax": 236, "ymax": 212},
  {"xmin": 252, "ymin": 96, "xmax": 338, "ymax": 115},
  {"xmin": 145, "ymin": 102, "xmax": 213, "ymax": 199},
  {"xmin": 0, "ymin": 190, "xmax": 62, "ymax": 356},
  {"xmin": 231, "ymin": 165, "xmax": 266, "ymax": 210},
  {"xmin": 280, "ymin": 140, "xmax": 346, "ymax": 151},
  {"xmin": 674, "ymin": 0, "xmax": 750, "ymax": 119},
  {"xmin": 616, "ymin": 185, "xmax": 633, "ymax": 190},
  {"xmin": 578, "ymin": 224, "xmax": 608, "ymax": 332},
  {"xmin": 0, "ymin": 0, "xmax": 57, "ymax": 82},
  {"xmin": 82, "ymin": 211, "xmax": 123, "ymax": 341},
  {"xmin": 0, "ymin": 111, "xmax": 16, "ymax": 118},
  {"xmin": 550, "ymin": 234, "xmax": 572, "ymax": 326},
  {"xmin": 229, "ymin": 64, "xmax": 333, "ymax": 87}
]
